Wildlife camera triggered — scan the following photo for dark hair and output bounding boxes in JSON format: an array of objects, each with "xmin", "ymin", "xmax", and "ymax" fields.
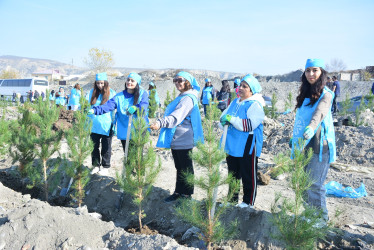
[
  {"xmin": 332, "ymin": 76, "xmax": 337, "ymax": 80},
  {"xmin": 182, "ymin": 80, "xmax": 193, "ymax": 92},
  {"xmin": 91, "ymin": 80, "xmax": 110, "ymax": 105},
  {"xmin": 204, "ymin": 82, "xmax": 212, "ymax": 88},
  {"xmin": 125, "ymin": 83, "xmax": 140, "ymax": 104},
  {"xmin": 295, "ymin": 68, "xmax": 327, "ymax": 109},
  {"xmin": 74, "ymin": 83, "xmax": 81, "ymax": 90},
  {"xmin": 148, "ymin": 84, "xmax": 156, "ymax": 90},
  {"xmin": 220, "ymin": 81, "xmax": 230, "ymax": 93},
  {"xmin": 51, "ymin": 90, "xmax": 55, "ymax": 95}
]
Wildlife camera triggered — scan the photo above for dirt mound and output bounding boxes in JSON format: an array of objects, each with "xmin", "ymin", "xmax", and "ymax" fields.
[
  {"xmin": 0, "ymin": 182, "xmax": 194, "ymax": 250},
  {"xmin": 53, "ymin": 109, "xmax": 75, "ymax": 131}
]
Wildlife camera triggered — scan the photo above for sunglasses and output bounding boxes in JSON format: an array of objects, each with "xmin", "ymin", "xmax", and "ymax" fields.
[{"xmin": 173, "ymin": 78, "xmax": 185, "ymax": 84}]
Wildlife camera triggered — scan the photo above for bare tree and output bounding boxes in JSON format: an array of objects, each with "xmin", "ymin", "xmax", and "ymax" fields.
[
  {"xmin": 83, "ymin": 48, "xmax": 115, "ymax": 78},
  {"xmin": 325, "ymin": 58, "xmax": 347, "ymax": 72}
]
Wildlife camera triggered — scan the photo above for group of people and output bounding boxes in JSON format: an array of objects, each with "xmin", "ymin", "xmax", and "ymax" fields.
[
  {"xmin": 86, "ymin": 58, "xmax": 336, "ymax": 224},
  {"xmin": 49, "ymin": 84, "xmax": 82, "ymax": 110}
]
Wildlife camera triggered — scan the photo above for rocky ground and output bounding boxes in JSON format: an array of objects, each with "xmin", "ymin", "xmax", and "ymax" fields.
[{"xmin": 1, "ymin": 77, "xmax": 374, "ymax": 249}]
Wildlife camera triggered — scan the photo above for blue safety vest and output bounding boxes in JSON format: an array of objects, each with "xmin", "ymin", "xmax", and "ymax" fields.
[
  {"xmin": 49, "ymin": 93, "xmax": 55, "ymax": 101},
  {"xmin": 69, "ymin": 88, "xmax": 81, "ymax": 106},
  {"xmin": 202, "ymin": 86, "xmax": 213, "ymax": 105},
  {"xmin": 55, "ymin": 92, "xmax": 66, "ymax": 106},
  {"xmin": 291, "ymin": 87, "xmax": 336, "ymax": 163},
  {"xmin": 87, "ymin": 88, "xmax": 116, "ymax": 136},
  {"xmin": 222, "ymin": 98, "xmax": 263, "ymax": 157},
  {"xmin": 156, "ymin": 93, "xmax": 204, "ymax": 148},
  {"xmin": 114, "ymin": 88, "xmax": 148, "ymax": 140}
]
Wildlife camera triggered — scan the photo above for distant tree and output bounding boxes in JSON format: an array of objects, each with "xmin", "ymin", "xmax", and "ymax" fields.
[
  {"xmin": 83, "ymin": 48, "xmax": 115, "ymax": 78},
  {"xmin": 164, "ymin": 90, "xmax": 172, "ymax": 108},
  {"xmin": 0, "ymin": 112, "xmax": 12, "ymax": 157},
  {"xmin": 0, "ymin": 67, "xmax": 21, "ymax": 79},
  {"xmin": 325, "ymin": 58, "xmax": 347, "ymax": 72}
]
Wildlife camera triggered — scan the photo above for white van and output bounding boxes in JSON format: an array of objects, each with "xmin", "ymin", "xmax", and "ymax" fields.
[{"xmin": 0, "ymin": 78, "xmax": 49, "ymax": 100}]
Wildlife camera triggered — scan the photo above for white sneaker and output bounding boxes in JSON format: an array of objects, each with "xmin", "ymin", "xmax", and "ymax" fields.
[
  {"xmin": 98, "ymin": 168, "xmax": 109, "ymax": 176},
  {"xmin": 90, "ymin": 167, "xmax": 100, "ymax": 174},
  {"xmin": 236, "ymin": 202, "xmax": 254, "ymax": 209}
]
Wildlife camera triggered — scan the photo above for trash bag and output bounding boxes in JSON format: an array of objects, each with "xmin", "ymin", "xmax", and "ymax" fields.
[{"xmin": 325, "ymin": 181, "xmax": 367, "ymax": 198}]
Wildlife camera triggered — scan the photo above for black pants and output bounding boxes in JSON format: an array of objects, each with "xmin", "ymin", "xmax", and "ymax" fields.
[
  {"xmin": 91, "ymin": 133, "xmax": 113, "ymax": 168},
  {"xmin": 171, "ymin": 149, "xmax": 194, "ymax": 196},
  {"xmin": 332, "ymin": 95, "xmax": 338, "ymax": 113},
  {"xmin": 226, "ymin": 134, "xmax": 258, "ymax": 206}
]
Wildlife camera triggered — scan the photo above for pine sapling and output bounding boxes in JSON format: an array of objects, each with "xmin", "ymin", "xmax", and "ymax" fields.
[
  {"xmin": 366, "ymin": 91, "xmax": 374, "ymax": 112},
  {"xmin": 29, "ymin": 97, "xmax": 63, "ymax": 201},
  {"xmin": 64, "ymin": 93, "xmax": 94, "ymax": 206},
  {"xmin": 175, "ymin": 102, "xmax": 240, "ymax": 250},
  {"xmin": 270, "ymin": 92, "xmax": 278, "ymax": 119},
  {"xmin": 163, "ymin": 90, "xmax": 172, "ymax": 109},
  {"xmin": 148, "ymin": 89, "xmax": 158, "ymax": 118},
  {"xmin": 285, "ymin": 92, "xmax": 293, "ymax": 112},
  {"xmin": 340, "ymin": 93, "xmax": 353, "ymax": 117},
  {"xmin": 9, "ymin": 103, "xmax": 37, "ymax": 176},
  {"xmin": 354, "ymin": 96, "xmax": 366, "ymax": 127},
  {"xmin": 116, "ymin": 109, "xmax": 161, "ymax": 233},
  {"xmin": 271, "ymin": 139, "xmax": 329, "ymax": 250},
  {"xmin": 0, "ymin": 111, "xmax": 12, "ymax": 157}
]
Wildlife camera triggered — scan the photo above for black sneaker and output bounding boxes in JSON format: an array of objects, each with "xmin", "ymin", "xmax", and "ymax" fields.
[{"xmin": 164, "ymin": 193, "xmax": 180, "ymax": 203}]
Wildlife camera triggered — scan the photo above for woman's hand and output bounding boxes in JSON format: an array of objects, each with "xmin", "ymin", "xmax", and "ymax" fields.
[{"xmin": 150, "ymin": 122, "xmax": 160, "ymax": 130}]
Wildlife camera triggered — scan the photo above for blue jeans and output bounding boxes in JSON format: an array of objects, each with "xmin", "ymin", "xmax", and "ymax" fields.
[{"xmin": 304, "ymin": 152, "xmax": 330, "ymax": 221}]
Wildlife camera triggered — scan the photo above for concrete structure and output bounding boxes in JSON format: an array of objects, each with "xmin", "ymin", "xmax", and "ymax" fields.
[{"xmin": 31, "ymin": 69, "xmax": 66, "ymax": 82}]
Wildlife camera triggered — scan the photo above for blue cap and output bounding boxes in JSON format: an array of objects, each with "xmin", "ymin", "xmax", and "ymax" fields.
[
  {"xmin": 176, "ymin": 71, "xmax": 200, "ymax": 91},
  {"xmin": 241, "ymin": 74, "xmax": 262, "ymax": 94},
  {"xmin": 205, "ymin": 78, "xmax": 211, "ymax": 83},
  {"xmin": 96, "ymin": 72, "xmax": 107, "ymax": 81},
  {"xmin": 305, "ymin": 59, "xmax": 325, "ymax": 69},
  {"xmin": 149, "ymin": 82, "xmax": 155, "ymax": 86},
  {"xmin": 128, "ymin": 72, "xmax": 141, "ymax": 85}
]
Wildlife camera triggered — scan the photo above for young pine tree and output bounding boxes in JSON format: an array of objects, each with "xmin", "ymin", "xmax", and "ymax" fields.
[
  {"xmin": 0, "ymin": 111, "xmax": 12, "ymax": 157},
  {"xmin": 270, "ymin": 92, "xmax": 278, "ymax": 119},
  {"xmin": 116, "ymin": 110, "xmax": 161, "ymax": 233},
  {"xmin": 148, "ymin": 89, "xmax": 158, "ymax": 118},
  {"xmin": 28, "ymin": 97, "xmax": 63, "ymax": 201},
  {"xmin": 285, "ymin": 92, "xmax": 293, "ymax": 112},
  {"xmin": 175, "ymin": 102, "xmax": 240, "ymax": 250},
  {"xmin": 9, "ymin": 103, "xmax": 37, "ymax": 176},
  {"xmin": 164, "ymin": 90, "xmax": 172, "ymax": 108},
  {"xmin": 271, "ymin": 139, "xmax": 329, "ymax": 250},
  {"xmin": 339, "ymin": 93, "xmax": 353, "ymax": 117},
  {"xmin": 354, "ymin": 96, "xmax": 366, "ymax": 127},
  {"xmin": 64, "ymin": 93, "xmax": 94, "ymax": 207}
]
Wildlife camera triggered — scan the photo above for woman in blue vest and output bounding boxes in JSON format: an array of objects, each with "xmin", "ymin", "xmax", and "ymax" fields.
[
  {"xmin": 87, "ymin": 73, "xmax": 116, "ymax": 174},
  {"xmin": 150, "ymin": 71, "xmax": 204, "ymax": 203},
  {"xmin": 200, "ymin": 78, "xmax": 216, "ymax": 116},
  {"xmin": 55, "ymin": 87, "xmax": 67, "ymax": 107},
  {"xmin": 291, "ymin": 59, "xmax": 336, "ymax": 222},
  {"xmin": 68, "ymin": 83, "xmax": 82, "ymax": 111},
  {"xmin": 220, "ymin": 74, "xmax": 265, "ymax": 208},
  {"xmin": 88, "ymin": 72, "xmax": 149, "ymax": 156},
  {"xmin": 148, "ymin": 82, "xmax": 160, "ymax": 106},
  {"xmin": 49, "ymin": 90, "xmax": 56, "ymax": 102}
]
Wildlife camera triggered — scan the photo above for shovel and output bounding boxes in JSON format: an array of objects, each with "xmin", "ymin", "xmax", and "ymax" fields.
[
  {"xmin": 60, "ymin": 177, "xmax": 73, "ymax": 196},
  {"xmin": 210, "ymin": 124, "xmax": 228, "ymax": 219}
]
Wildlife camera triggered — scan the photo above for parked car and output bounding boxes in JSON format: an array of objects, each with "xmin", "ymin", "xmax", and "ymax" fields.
[{"xmin": 337, "ymin": 96, "xmax": 369, "ymax": 113}]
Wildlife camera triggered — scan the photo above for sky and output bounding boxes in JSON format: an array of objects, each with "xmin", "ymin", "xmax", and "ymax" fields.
[{"xmin": 0, "ymin": 0, "xmax": 373, "ymax": 75}]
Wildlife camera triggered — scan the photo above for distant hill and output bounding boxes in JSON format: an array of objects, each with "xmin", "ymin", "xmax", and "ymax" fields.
[{"xmin": 0, "ymin": 55, "xmax": 86, "ymax": 77}]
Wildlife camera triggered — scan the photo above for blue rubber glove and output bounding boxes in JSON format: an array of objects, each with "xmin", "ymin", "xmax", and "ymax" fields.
[
  {"xmin": 127, "ymin": 106, "xmax": 137, "ymax": 114},
  {"xmin": 220, "ymin": 114, "xmax": 232, "ymax": 126},
  {"xmin": 303, "ymin": 126, "xmax": 314, "ymax": 140},
  {"xmin": 87, "ymin": 109, "xmax": 94, "ymax": 115}
]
